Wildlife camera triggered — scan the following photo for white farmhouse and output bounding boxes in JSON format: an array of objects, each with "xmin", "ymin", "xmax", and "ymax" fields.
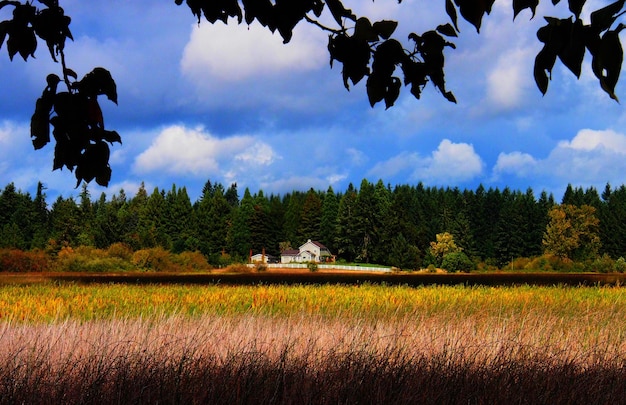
[{"xmin": 280, "ymin": 239, "xmax": 333, "ymax": 263}]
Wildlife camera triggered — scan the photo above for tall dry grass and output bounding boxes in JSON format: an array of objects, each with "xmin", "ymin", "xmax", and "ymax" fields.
[{"xmin": 0, "ymin": 311, "xmax": 624, "ymax": 404}]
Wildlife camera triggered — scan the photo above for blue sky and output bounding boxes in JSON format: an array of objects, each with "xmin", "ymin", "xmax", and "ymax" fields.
[{"xmin": 1, "ymin": 0, "xmax": 626, "ymax": 202}]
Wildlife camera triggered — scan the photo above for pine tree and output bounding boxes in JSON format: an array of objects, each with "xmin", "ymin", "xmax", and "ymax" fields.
[
  {"xmin": 335, "ymin": 183, "xmax": 359, "ymax": 262},
  {"xmin": 228, "ymin": 188, "xmax": 254, "ymax": 260},
  {"xmin": 298, "ymin": 188, "xmax": 322, "ymax": 243},
  {"xmin": 320, "ymin": 186, "xmax": 339, "ymax": 253}
]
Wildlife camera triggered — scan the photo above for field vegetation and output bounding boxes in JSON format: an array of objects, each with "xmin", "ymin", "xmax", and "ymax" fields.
[{"xmin": 0, "ymin": 282, "xmax": 625, "ymax": 403}]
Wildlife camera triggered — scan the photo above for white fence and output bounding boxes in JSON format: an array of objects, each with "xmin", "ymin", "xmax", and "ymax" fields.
[{"xmin": 247, "ymin": 263, "xmax": 392, "ymax": 272}]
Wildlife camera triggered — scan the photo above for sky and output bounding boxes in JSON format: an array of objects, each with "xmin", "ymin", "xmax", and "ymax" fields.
[{"xmin": 1, "ymin": 0, "xmax": 626, "ymax": 203}]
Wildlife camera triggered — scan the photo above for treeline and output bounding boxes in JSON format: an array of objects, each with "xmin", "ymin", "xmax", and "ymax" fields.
[{"xmin": 1, "ymin": 179, "xmax": 626, "ymax": 269}]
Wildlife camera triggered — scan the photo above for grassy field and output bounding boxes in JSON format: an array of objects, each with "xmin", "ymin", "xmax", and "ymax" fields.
[{"xmin": 0, "ymin": 282, "xmax": 625, "ymax": 403}]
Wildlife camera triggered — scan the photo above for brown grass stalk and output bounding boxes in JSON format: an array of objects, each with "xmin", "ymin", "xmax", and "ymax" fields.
[{"xmin": 0, "ymin": 313, "xmax": 624, "ymax": 404}]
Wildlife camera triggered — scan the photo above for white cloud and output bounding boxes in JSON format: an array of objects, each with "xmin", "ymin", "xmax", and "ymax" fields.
[
  {"xmin": 181, "ymin": 21, "xmax": 326, "ymax": 83},
  {"xmin": 558, "ymin": 129, "xmax": 626, "ymax": 154},
  {"xmin": 414, "ymin": 140, "xmax": 484, "ymax": 183},
  {"xmin": 235, "ymin": 142, "xmax": 280, "ymax": 166},
  {"xmin": 486, "ymin": 48, "xmax": 534, "ymax": 109},
  {"xmin": 133, "ymin": 125, "xmax": 275, "ymax": 176},
  {"xmin": 493, "ymin": 151, "xmax": 538, "ymax": 177},
  {"xmin": 368, "ymin": 140, "xmax": 484, "ymax": 184},
  {"xmin": 491, "ymin": 129, "xmax": 626, "ymax": 188}
]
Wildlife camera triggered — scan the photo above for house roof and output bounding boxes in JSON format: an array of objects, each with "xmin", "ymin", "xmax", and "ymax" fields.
[
  {"xmin": 281, "ymin": 249, "xmax": 300, "ymax": 256},
  {"xmin": 301, "ymin": 239, "xmax": 329, "ymax": 250}
]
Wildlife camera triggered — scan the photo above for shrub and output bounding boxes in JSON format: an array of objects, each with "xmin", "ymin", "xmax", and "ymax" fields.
[
  {"xmin": 226, "ymin": 264, "xmax": 253, "ymax": 273},
  {"xmin": 588, "ymin": 254, "xmax": 614, "ymax": 273},
  {"xmin": 0, "ymin": 249, "xmax": 51, "ymax": 272},
  {"xmin": 307, "ymin": 262, "xmax": 319, "ymax": 272},
  {"xmin": 106, "ymin": 243, "xmax": 134, "ymax": 261},
  {"xmin": 255, "ymin": 263, "xmax": 268, "ymax": 272},
  {"xmin": 56, "ymin": 246, "xmax": 133, "ymax": 272},
  {"xmin": 441, "ymin": 252, "xmax": 474, "ymax": 273},
  {"xmin": 615, "ymin": 257, "xmax": 626, "ymax": 273},
  {"xmin": 170, "ymin": 251, "xmax": 212, "ymax": 272},
  {"xmin": 132, "ymin": 247, "xmax": 174, "ymax": 272}
]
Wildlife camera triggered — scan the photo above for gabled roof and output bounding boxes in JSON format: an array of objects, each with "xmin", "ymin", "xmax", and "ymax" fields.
[{"xmin": 281, "ymin": 249, "xmax": 300, "ymax": 256}]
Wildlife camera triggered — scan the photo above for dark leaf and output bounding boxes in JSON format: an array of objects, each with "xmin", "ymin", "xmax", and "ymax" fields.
[
  {"xmin": 558, "ymin": 20, "xmax": 585, "ymax": 77},
  {"xmin": 446, "ymin": 0, "xmax": 459, "ymax": 32},
  {"xmin": 384, "ymin": 77, "xmax": 401, "ymax": 109},
  {"xmin": 400, "ymin": 59, "xmax": 427, "ymax": 99},
  {"xmin": 78, "ymin": 67, "xmax": 118, "ymax": 104},
  {"xmin": 30, "ymin": 105, "xmax": 50, "ymax": 150},
  {"xmin": 456, "ymin": 0, "xmax": 495, "ymax": 33},
  {"xmin": 328, "ymin": 34, "xmax": 370, "ymax": 88},
  {"xmin": 354, "ymin": 17, "xmax": 377, "ymax": 42},
  {"xmin": 590, "ymin": 0, "xmax": 626, "ymax": 32},
  {"xmin": 372, "ymin": 39, "xmax": 405, "ymax": 78},
  {"xmin": 568, "ymin": 0, "xmax": 586, "ymax": 19},
  {"xmin": 436, "ymin": 23, "xmax": 458, "ymax": 37},
  {"xmin": 373, "ymin": 20, "xmax": 398, "ymax": 40},
  {"xmin": 443, "ymin": 91, "xmax": 457, "ymax": 103},
  {"xmin": 95, "ymin": 165, "xmax": 111, "ymax": 187},
  {"xmin": 366, "ymin": 74, "xmax": 386, "ymax": 107},
  {"xmin": 241, "ymin": 0, "xmax": 274, "ymax": 27},
  {"xmin": 87, "ymin": 98, "xmax": 104, "ymax": 128},
  {"xmin": 513, "ymin": 0, "xmax": 540, "ymax": 19},
  {"xmin": 591, "ymin": 26, "xmax": 624, "ymax": 101},
  {"xmin": 102, "ymin": 130, "xmax": 122, "ymax": 144},
  {"xmin": 325, "ymin": 0, "xmax": 356, "ymax": 26},
  {"xmin": 534, "ymin": 48, "xmax": 558, "ymax": 94}
]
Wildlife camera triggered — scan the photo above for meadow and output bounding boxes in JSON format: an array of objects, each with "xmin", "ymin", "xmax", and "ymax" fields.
[{"xmin": 0, "ymin": 282, "xmax": 625, "ymax": 403}]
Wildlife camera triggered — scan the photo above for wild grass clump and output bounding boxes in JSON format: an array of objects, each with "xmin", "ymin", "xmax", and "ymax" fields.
[{"xmin": 0, "ymin": 313, "xmax": 624, "ymax": 404}]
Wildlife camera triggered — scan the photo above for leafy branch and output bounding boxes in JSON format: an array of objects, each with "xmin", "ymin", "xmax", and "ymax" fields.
[
  {"xmin": 0, "ymin": 0, "xmax": 120, "ymax": 187},
  {"xmin": 176, "ymin": 0, "xmax": 626, "ymax": 106}
]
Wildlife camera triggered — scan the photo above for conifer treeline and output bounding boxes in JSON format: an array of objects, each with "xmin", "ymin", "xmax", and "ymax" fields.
[{"xmin": 1, "ymin": 179, "xmax": 626, "ymax": 267}]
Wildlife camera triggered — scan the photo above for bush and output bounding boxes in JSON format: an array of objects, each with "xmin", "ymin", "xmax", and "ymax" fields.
[
  {"xmin": 588, "ymin": 254, "xmax": 614, "ymax": 273},
  {"xmin": 255, "ymin": 263, "xmax": 268, "ymax": 272},
  {"xmin": 106, "ymin": 243, "xmax": 134, "ymax": 261},
  {"xmin": 0, "ymin": 249, "xmax": 51, "ymax": 272},
  {"xmin": 132, "ymin": 248, "xmax": 174, "ymax": 272},
  {"xmin": 226, "ymin": 264, "xmax": 253, "ymax": 273},
  {"xmin": 307, "ymin": 262, "xmax": 319, "ymax": 272},
  {"xmin": 171, "ymin": 251, "xmax": 212, "ymax": 272},
  {"xmin": 56, "ymin": 246, "xmax": 133, "ymax": 272},
  {"xmin": 615, "ymin": 257, "xmax": 626, "ymax": 273},
  {"xmin": 441, "ymin": 252, "xmax": 474, "ymax": 273}
]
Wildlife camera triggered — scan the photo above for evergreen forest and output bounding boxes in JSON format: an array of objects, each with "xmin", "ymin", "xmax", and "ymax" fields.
[{"xmin": 2, "ymin": 178, "xmax": 626, "ymax": 271}]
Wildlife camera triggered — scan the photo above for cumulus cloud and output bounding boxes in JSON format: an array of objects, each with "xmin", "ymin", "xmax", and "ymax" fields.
[
  {"xmin": 368, "ymin": 140, "xmax": 484, "ymax": 184},
  {"xmin": 558, "ymin": 129, "xmax": 626, "ymax": 154},
  {"xmin": 133, "ymin": 125, "xmax": 276, "ymax": 176},
  {"xmin": 493, "ymin": 151, "xmax": 538, "ymax": 177},
  {"xmin": 181, "ymin": 21, "xmax": 326, "ymax": 83},
  {"xmin": 414, "ymin": 140, "xmax": 484, "ymax": 183},
  {"xmin": 491, "ymin": 129, "xmax": 626, "ymax": 188}
]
